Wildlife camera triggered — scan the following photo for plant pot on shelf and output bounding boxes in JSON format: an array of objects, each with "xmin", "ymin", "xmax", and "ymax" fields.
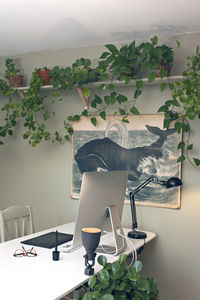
[
  {"xmin": 38, "ymin": 69, "xmax": 51, "ymax": 85},
  {"xmin": 9, "ymin": 74, "xmax": 23, "ymax": 87},
  {"xmin": 156, "ymin": 59, "xmax": 172, "ymax": 77}
]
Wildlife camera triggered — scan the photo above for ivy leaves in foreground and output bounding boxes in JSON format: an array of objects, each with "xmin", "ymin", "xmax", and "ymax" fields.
[{"xmin": 81, "ymin": 254, "xmax": 159, "ymax": 300}]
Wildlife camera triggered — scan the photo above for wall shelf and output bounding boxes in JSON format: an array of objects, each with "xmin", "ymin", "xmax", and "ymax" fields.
[
  {"xmin": 15, "ymin": 75, "xmax": 184, "ymax": 109},
  {"xmin": 16, "ymin": 75, "xmax": 184, "ymax": 91}
]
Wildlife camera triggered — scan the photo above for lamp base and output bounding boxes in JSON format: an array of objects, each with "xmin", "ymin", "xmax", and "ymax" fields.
[{"xmin": 128, "ymin": 229, "xmax": 147, "ymax": 239}]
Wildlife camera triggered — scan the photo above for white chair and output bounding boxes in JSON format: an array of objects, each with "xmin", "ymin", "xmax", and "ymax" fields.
[{"xmin": 0, "ymin": 205, "xmax": 34, "ymax": 242}]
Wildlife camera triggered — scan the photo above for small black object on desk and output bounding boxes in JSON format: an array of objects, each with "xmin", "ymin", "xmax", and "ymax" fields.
[
  {"xmin": 82, "ymin": 228, "xmax": 101, "ymax": 276},
  {"xmin": 52, "ymin": 230, "xmax": 60, "ymax": 261}
]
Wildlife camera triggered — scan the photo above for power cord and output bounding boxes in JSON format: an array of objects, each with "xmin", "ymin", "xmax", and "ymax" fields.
[{"xmin": 98, "ymin": 230, "xmax": 137, "ymax": 267}]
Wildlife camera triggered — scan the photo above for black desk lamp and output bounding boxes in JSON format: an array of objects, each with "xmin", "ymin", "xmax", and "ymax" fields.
[{"xmin": 128, "ymin": 175, "xmax": 182, "ymax": 239}]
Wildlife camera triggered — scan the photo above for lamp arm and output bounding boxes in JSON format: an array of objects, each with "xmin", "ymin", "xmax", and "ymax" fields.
[
  {"xmin": 128, "ymin": 175, "xmax": 158, "ymax": 230},
  {"xmin": 128, "ymin": 175, "xmax": 158, "ymax": 196}
]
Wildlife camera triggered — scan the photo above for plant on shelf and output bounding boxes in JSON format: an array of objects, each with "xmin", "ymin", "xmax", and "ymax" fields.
[
  {"xmin": 0, "ymin": 37, "xmax": 199, "ymax": 168},
  {"xmin": 80, "ymin": 254, "xmax": 159, "ymax": 300},
  {"xmin": 36, "ymin": 67, "xmax": 51, "ymax": 85},
  {"xmin": 158, "ymin": 45, "xmax": 200, "ymax": 167},
  {"xmin": 5, "ymin": 58, "xmax": 23, "ymax": 87},
  {"xmin": 154, "ymin": 44, "xmax": 174, "ymax": 77}
]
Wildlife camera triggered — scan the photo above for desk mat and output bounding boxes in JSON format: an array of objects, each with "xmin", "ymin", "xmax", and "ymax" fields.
[{"xmin": 21, "ymin": 232, "xmax": 73, "ymax": 249}]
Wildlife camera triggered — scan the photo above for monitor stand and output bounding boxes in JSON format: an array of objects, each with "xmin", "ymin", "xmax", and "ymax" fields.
[{"xmin": 97, "ymin": 205, "xmax": 127, "ymax": 256}]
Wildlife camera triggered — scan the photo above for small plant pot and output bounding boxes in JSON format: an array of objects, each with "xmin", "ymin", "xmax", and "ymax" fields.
[
  {"xmin": 38, "ymin": 69, "xmax": 51, "ymax": 85},
  {"xmin": 9, "ymin": 75, "xmax": 23, "ymax": 87},
  {"xmin": 156, "ymin": 61, "xmax": 172, "ymax": 77}
]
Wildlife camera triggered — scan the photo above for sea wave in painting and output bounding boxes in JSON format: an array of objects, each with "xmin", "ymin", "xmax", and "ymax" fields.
[{"xmin": 72, "ymin": 125, "xmax": 180, "ymax": 207}]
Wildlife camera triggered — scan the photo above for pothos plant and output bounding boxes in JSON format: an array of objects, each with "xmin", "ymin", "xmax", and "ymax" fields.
[
  {"xmin": 0, "ymin": 37, "xmax": 199, "ymax": 167},
  {"xmin": 79, "ymin": 254, "xmax": 159, "ymax": 300},
  {"xmin": 158, "ymin": 45, "xmax": 200, "ymax": 167}
]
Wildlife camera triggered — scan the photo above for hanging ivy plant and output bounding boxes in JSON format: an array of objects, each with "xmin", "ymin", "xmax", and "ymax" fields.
[
  {"xmin": 0, "ymin": 37, "xmax": 199, "ymax": 168},
  {"xmin": 158, "ymin": 45, "xmax": 200, "ymax": 167}
]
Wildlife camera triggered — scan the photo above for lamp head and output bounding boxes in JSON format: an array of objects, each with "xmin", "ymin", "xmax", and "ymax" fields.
[{"xmin": 163, "ymin": 177, "xmax": 182, "ymax": 188}]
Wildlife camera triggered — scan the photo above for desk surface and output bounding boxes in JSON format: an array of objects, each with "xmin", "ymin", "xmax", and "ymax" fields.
[{"xmin": 0, "ymin": 223, "xmax": 156, "ymax": 300}]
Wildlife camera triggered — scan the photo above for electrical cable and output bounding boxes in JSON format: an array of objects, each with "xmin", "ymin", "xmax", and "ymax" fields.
[{"xmin": 98, "ymin": 230, "xmax": 137, "ymax": 267}]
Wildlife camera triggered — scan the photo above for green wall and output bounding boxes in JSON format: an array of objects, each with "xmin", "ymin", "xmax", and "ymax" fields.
[{"xmin": 0, "ymin": 32, "xmax": 200, "ymax": 300}]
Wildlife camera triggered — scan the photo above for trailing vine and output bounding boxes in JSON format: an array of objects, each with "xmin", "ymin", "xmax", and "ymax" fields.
[{"xmin": 0, "ymin": 37, "xmax": 199, "ymax": 167}]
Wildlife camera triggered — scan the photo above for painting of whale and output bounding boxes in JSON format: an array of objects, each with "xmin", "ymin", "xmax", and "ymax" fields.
[
  {"xmin": 74, "ymin": 125, "xmax": 175, "ymax": 181},
  {"xmin": 71, "ymin": 115, "xmax": 181, "ymax": 208}
]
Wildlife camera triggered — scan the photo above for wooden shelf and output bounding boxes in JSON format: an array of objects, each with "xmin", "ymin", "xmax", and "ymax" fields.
[{"xmin": 16, "ymin": 75, "xmax": 184, "ymax": 91}]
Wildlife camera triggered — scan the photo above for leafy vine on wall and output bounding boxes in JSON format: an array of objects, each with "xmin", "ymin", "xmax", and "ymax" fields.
[{"xmin": 0, "ymin": 37, "xmax": 199, "ymax": 168}]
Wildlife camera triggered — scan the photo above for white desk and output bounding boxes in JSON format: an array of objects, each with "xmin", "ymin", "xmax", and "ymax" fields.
[{"xmin": 0, "ymin": 223, "xmax": 156, "ymax": 300}]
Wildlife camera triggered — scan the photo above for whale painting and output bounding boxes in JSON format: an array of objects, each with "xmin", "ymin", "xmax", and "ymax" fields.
[{"xmin": 71, "ymin": 115, "xmax": 182, "ymax": 208}]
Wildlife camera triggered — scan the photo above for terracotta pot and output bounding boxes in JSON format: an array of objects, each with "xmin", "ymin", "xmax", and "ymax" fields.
[
  {"xmin": 38, "ymin": 69, "xmax": 51, "ymax": 85},
  {"xmin": 9, "ymin": 75, "xmax": 23, "ymax": 87}
]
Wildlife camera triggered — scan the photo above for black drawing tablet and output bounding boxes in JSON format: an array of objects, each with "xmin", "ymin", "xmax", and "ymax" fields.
[{"xmin": 21, "ymin": 231, "xmax": 73, "ymax": 249}]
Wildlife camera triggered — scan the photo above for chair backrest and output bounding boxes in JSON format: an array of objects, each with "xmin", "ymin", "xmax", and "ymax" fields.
[{"xmin": 0, "ymin": 205, "xmax": 34, "ymax": 242}]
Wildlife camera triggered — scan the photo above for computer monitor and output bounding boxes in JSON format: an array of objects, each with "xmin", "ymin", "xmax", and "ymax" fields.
[{"xmin": 68, "ymin": 170, "xmax": 129, "ymax": 255}]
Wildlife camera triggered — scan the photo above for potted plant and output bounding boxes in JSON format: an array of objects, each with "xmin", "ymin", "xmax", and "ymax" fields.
[
  {"xmin": 99, "ymin": 40, "xmax": 141, "ymax": 83},
  {"xmin": 80, "ymin": 254, "xmax": 159, "ymax": 300},
  {"xmin": 5, "ymin": 58, "xmax": 23, "ymax": 87},
  {"xmin": 37, "ymin": 67, "xmax": 51, "ymax": 85},
  {"xmin": 155, "ymin": 45, "xmax": 174, "ymax": 77}
]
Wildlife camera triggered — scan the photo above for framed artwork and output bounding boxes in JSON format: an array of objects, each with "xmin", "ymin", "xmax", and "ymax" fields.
[{"xmin": 71, "ymin": 115, "xmax": 182, "ymax": 208}]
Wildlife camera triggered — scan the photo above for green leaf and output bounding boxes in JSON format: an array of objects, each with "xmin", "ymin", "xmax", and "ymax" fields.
[
  {"xmin": 91, "ymin": 99, "xmax": 97, "ymax": 108},
  {"xmin": 160, "ymin": 69, "xmax": 168, "ymax": 78},
  {"xmin": 177, "ymin": 141, "xmax": 185, "ymax": 149},
  {"xmin": 193, "ymin": 158, "xmax": 200, "ymax": 166},
  {"xmin": 176, "ymin": 40, "xmax": 181, "ymax": 48},
  {"xmin": 119, "ymin": 108, "xmax": 125, "ymax": 115},
  {"xmin": 175, "ymin": 122, "xmax": 182, "ymax": 133},
  {"xmin": 177, "ymin": 155, "xmax": 185, "ymax": 162},
  {"xmin": 158, "ymin": 105, "xmax": 168, "ymax": 113},
  {"xmin": 117, "ymin": 94, "xmax": 128, "ymax": 104},
  {"xmin": 99, "ymin": 269, "xmax": 109, "ymax": 282},
  {"xmin": 137, "ymin": 278, "xmax": 150, "ymax": 291},
  {"xmin": 98, "ymin": 84, "xmax": 106, "ymax": 91},
  {"xmin": 104, "ymin": 95, "xmax": 110, "ymax": 105},
  {"xmin": 168, "ymin": 83, "xmax": 174, "ymax": 90},
  {"xmin": 88, "ymin": 276, "xmax": 96, "ymax": 289},
  {"xmin": 160, "ymin": 82, "xmax": 167, "ymax": 92},
  {"xmin": 134, "ymin": 89, "xmax": 141, "ymax": 99},
  {"xmin": 122, "ymin": 117, "xmax": 129, "ymax": 123},
  {"xmin": 151, "ymin": 35, "xmax": 158, "ymax": 46},
  {"xmin": 136, "ymin": 80, "xmax": 143, "ymax": 90},
  {"xmin": 187, "ymin": 143, "xmax": 193, "ymax": 150},
  {"xmin": 108, "ymin": 84, "xmax": 115, "ymax": 91},
  {"xmin": 119, "ymin": 253, "xmax": 127, "ymax": 264},
  {"xmin": 134, "ymin": 260, "xmax": 143, "ymax": 273},
  {"xmin": 105, "ymin": 44, "xmax": 119, "ymax": 54},
  {"xmin": 148, "ymin": 72, "xmax": 157, "ymax": 83},
  {"xmin": 72, "ymin": 115, "xmax": 80, "ymax": 122},
  {"xmin": 97, "ymin": 255, "xmax": 107, "ymax": 266},
  {"xmin": 100, "ymin": 52, "xmax": 110, "ymax": 59},
  {"xmin": 82, "ymin": 88, "xmax": 91, "ymax": 98},
  {"xmin": 82, "ymin": 109, "xmax": 88, "ymax": 116},
  {"xmin": 95, "ymin": 95, "xmax": 102, "ymax": 104},
  {"xmin": 91, "ymin": 117, "xmax": 97, "ymax": 126},
  {"xmin": 82, "ymin": 292, "xmax": 93, "ymax": 300},
  {"xmin": 130, "ymin": 106, "xmax": 140, "ymax": 115},
  {"xmin": 111, "ymin": 261, "xmax": 120, "ymax": 274},
  {"xmin": 100, "ymin": 110, "xmax": 106, "ymax": 120},
  {"xmin": 182, "ymin": 122, "xmax": 190, "ymax": 132}
]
